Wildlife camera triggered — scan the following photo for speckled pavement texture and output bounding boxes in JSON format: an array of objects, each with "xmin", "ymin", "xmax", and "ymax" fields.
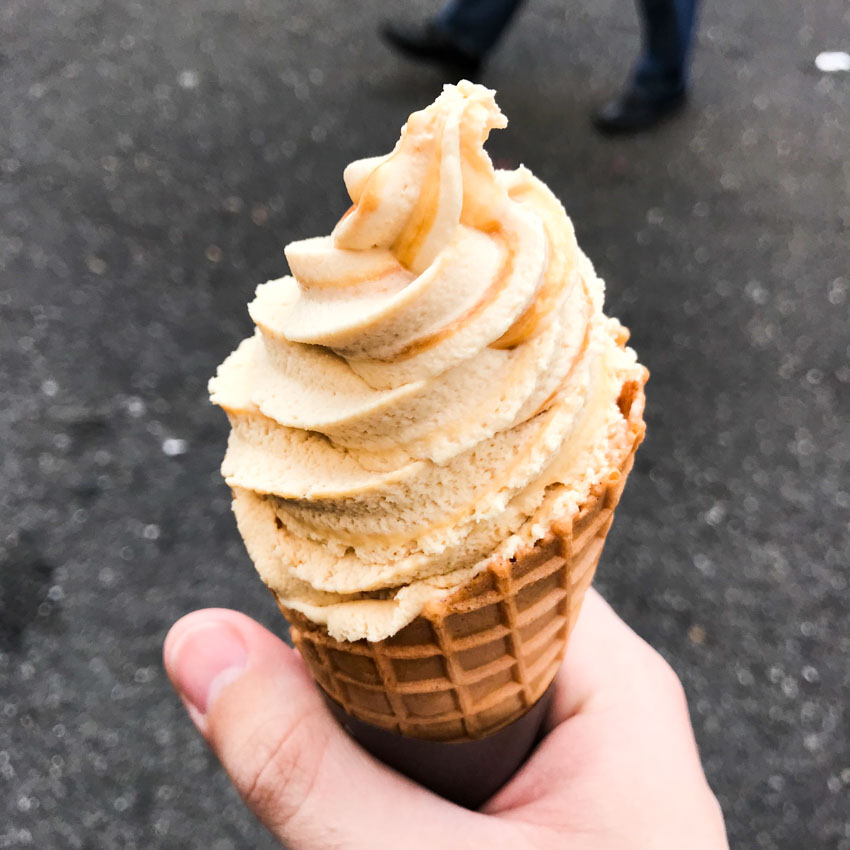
[{"xmin": 1, "ymin": 0, "xmax": 848, "ymax": 846}]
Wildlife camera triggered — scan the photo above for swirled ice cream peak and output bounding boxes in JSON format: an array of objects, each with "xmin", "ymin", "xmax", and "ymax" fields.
[
  {"xmin": 278, "ymin": 81, "xmax": 551, "ymax": 388},
  {"xmin": 209, "ymin": 82, "xmax": 646, "ymax": 641},
  {"xmin": 332, "ymin": 81, "xmax": 509, "ymax": 273}
]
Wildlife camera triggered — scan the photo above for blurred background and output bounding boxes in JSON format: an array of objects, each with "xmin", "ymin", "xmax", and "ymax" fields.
[{"xmin": 1, "ymin": 0, "xmax": 848, "ymax": 846}]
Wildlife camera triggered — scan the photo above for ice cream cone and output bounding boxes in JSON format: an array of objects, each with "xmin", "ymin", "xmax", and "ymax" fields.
[
  {"xmin": 209, "ymin": 83, "xmax": 650, "ymax": 803},
  {"xmin": 278, "ymin": 370, "xmax": 646, "ymax": 743}
]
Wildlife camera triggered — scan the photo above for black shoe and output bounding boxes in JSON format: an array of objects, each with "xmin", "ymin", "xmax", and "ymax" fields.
[
  {"xmin": 593, "ymin": 88, "xmax": 686, "ymax": 135},
  {"xmin": 380, "ymin": 20, "xmax": 483, "ymax": 79}
]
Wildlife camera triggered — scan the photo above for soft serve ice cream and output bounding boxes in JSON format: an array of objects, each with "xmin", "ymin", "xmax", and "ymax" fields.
[{"xmin": 209, "ymin": 82, "xmax": 646, "ymax": 642}]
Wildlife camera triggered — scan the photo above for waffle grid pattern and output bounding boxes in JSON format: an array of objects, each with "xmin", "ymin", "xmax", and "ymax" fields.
[{"xmin": 282, "ymin": 376, "xmax": 646, "ymax": 741}]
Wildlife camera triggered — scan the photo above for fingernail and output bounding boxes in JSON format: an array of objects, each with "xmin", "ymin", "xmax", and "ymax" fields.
[{"xmin": 166, "ymin": 619, "xmax": 248, "ymax": 721}]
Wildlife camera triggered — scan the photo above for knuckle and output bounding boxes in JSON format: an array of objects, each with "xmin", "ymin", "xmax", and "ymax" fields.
[
  {"xmin": 708, "ymin": 790, "xmax": 730, "ymax": 837},
  {"xmin": 692, "ymin": 784, "xmax": 730, "ymax": 846},
  {"xmin": 644, "ymin": 648, "xmax": 689, "ymax": 712},
  {"xmin": 240, "ymin": 715, "xmax": 321, "ymax": 828},
  {"xmin": 242, "ymin": 721, "xmax": 300, "ymax": 808}
]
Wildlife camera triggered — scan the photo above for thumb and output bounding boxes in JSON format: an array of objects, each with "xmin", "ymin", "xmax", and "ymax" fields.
[{"xmin": 163, "ymin": 609, "xmax": 484, "ymax": 850}]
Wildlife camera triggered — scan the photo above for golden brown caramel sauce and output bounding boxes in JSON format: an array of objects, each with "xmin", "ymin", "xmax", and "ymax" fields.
[
  {"xmin": 527, "ymin": 280, "xmax": 593, "ymax": 418},
  {"xmin": 392, "ymin": 131, "xmax": 443, "ymax": 270},
  {"xmin": 491, "ymin": 181, "xmax": 576, "ymax": 349},
  {"xmin": 358, "ymin": 176, "xmax": 383, "ymax": 214},
  {"xmin": 338, "ymin": 204, "xmax": 356, "ymax": 224},
  {"xmin": 392, "ymin": 227, "xmax": 517, "ymax": 360},
  {"xmin": 264, "ymin": 284, "xmax": 598, "ymax": 552},
  {"xmin": 334, "ymin": 168, "xmax": 386, "ymax": 250},
  {"xmin": 457, "ymin": 113, "xmax": 506, "ymax": 232}
]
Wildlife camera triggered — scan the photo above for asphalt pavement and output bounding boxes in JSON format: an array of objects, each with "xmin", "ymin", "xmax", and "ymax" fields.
[{"xmin": 1, "ymin": 0, "xmax": 848, "ymax": 846}]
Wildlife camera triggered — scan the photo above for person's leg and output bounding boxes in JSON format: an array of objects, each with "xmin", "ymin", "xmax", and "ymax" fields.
[
  {"xmin": 434, "ymin": 0, "xmax": 526, "ymax": 58},
  {"xmin": 381, "ymin": 0, "xmax": 525, "ymax": 76},
  {"xmin": 593, "ymin": 0, "xmax": 698, "ymax": 133},
  {"xmin": 633, "ymin": 0, "xmax": 699, "ymax": 99}
]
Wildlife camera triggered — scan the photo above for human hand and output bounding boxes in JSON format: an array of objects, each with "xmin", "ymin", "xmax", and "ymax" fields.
[{"xmin": 163, "ymin": 588, "xmax": 728, "ymax": 849}]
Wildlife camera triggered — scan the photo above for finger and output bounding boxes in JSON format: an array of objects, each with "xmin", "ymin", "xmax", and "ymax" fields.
[
  {"xmin": 485, "ymin": 589, "xmax": 721, "ymax": 836},
  {"xmin": 545, "ymin": 587, "xmax": 675, "ymax": 728},
  {"xmin": 163, "ymin": 609, "xmax": 499, "ymax": 850}
]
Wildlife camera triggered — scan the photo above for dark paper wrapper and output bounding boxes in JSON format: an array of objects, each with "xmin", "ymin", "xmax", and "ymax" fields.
[{"xmin": 324, "ymin": 683, "xmax": 554, "ymax": 809}]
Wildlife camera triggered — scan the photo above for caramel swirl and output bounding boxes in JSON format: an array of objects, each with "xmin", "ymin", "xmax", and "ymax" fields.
[{"xmin": 209, "ymin": 82, "xmax": 645, "ymax": 641}]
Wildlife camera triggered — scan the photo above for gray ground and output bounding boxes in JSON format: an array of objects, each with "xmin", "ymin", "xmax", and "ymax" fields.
[{"xmin": 1, "ymin": 0, "xmax": 848, "ymax": 846}]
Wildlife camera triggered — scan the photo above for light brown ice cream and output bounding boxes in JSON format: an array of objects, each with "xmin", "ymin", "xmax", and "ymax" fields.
[{"xmin": 209, "ymin": 81, "xmax": 645, "ymax": 642}]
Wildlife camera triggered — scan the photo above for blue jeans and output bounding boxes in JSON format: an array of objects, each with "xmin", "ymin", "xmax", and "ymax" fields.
[{"xmin": 434, "ymin": 0, "xmax": 699, "ymax": 100}]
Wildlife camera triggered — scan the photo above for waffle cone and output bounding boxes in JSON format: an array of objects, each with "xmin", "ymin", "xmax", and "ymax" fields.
[{"xmin": 278, "ymin": 372, "xmax": 646, "ymax": 742}]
